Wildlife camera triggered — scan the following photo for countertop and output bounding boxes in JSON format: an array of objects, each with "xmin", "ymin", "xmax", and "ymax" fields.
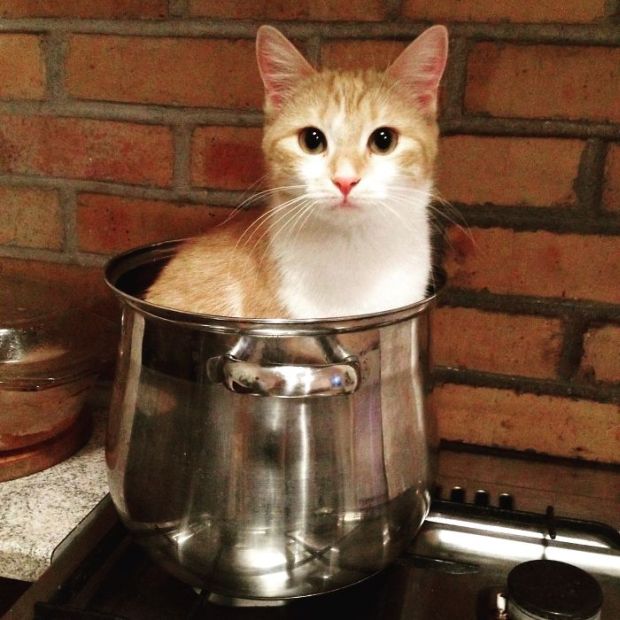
[{"xmin": 0, "ymin": 396, "xmax": 109, "ymax": 582}]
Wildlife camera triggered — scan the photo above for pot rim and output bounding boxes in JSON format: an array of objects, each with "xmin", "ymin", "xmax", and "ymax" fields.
[{"xmin": 104, "ymin": 238, "xmax": 444, "ymax": 336}]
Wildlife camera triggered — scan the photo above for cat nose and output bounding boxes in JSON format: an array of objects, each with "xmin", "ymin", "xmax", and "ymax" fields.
[{"xmin": 332, "ymin": 177, "xmax": 360, "ymax": 197}]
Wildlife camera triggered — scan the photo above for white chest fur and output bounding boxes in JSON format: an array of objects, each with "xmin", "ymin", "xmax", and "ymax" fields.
[{"xmin": 269, "ymin": 200, "xmax": 432, "ymax": 319}]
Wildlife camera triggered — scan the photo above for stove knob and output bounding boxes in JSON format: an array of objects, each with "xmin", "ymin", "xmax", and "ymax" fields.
[
  {"xmin": 449, "ymin": 486, "xmax": 466, "ymax": 503},
  {"xmin": 498, "ymin": 493, "xmax": 514, "ymax": 510},
  {"xmin": 474, "ymin": 490, "xmax": 490, "ymax": 507}
]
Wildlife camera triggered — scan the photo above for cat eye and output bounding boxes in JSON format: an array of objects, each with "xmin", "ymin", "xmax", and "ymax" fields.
[
  {"xmin": 299, "ymin": 127, "xmax": 327, "ymax": 154},
  {"xmin": 369, "ymin": 127, "xmax": 397, "ymax": 154}
]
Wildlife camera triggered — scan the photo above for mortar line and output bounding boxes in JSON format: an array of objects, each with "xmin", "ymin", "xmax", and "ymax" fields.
[
  {"xmin": 172, "ymin": 123, "xmax": 193, "ymax": 194},
  {"xmin": 441, "ymin": 117, "xmax": 620, "ymax": 140},
  {"xmin": 0, "ymin": 100, "xmax": 264, "ymax": 126},
  {"xmin": 557, "ymin": 314, "xmax": 588, "ymax": 381},
  {"xmin": 0, "ymin": 19, "xmax": 619, "ymax": 45},
  {"xmin": 0, "ymin": 244, "xmax": 83, "ymax": 265},
  {"xmin": 0, "ymin": 246, "xmax": 110, "ymax": 268},
  {"xmin": 0, "ymin": 173, "xmax": 247, "ymax": 205},
  {"xmin": 59, "ymin": 186, "xmax": 78, "ymax": 254},
  {"xmin": 574, "ymin": 139, "xmax": 608, "ymax": 213},
  {"xmin": 605, "ymin": 0, "xmax": 620, "ymax": 21},
  {"xmin": 432, "ymin": 367, "xmax": 620, "ymax": 405},
  {"xmin": 304, "ymin": 32, "xmax": 322, "ymax": 67},
  {"xmin": 0, "ymin": 99, "xmax": 616, "ymax": 139},
  {"xmin": 441, "ymin": 35, "xmax": 469, "ymax": 121},
  {"xmin": 443, "ymin": 203, "xmax": 620, "ymax": 235},
  {"xmin": 438, "ymin": 441, "xmax": 620, "ymax": 471},
  {"xmin": 384, "ymin": 0, "xmax": 404, "ymax": 21},
  {"xmin": 441, "ymin": 288, "xmax": 620, "ymax": 322},
  {"xmin": 41, "ymin": 30, "xmax": 67, "ymax": 102},
  {"xmin": 168, "ymin": 0, "xmax": 189, "ymax": 18}
]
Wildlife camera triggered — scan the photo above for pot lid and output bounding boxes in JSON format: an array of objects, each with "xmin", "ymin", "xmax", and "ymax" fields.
[{"xmin": 0, "ymin": 275, "xmax": 116, "ymax": 389}]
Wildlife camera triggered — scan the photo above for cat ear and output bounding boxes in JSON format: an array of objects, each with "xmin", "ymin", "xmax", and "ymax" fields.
[
  {"xmin": 256, "ymin": 25, "xmax": 316, "ymax": 112},
  {"xmin": 386, "ymin": 25, "xmax": 448, "ymax": 119}
]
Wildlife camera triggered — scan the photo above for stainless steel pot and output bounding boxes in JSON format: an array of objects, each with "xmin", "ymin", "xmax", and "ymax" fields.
[{"xmin": 104, "ymin": 240, "xmax": 440, "ymax": 600}]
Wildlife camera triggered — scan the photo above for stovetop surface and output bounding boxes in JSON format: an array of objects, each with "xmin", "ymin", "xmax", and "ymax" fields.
[
  {"xmin": 36, "ymin": 540, "xmax": 469, "ymax": 619},
  {"xmin": 13, "ymin": 490, "xmax": 620, "ymax": 620}
]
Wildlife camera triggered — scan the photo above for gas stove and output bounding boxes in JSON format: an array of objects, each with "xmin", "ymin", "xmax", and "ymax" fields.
[{"xmin": 6, "ymin": 481, "xmax": 620, "ymax": 619}]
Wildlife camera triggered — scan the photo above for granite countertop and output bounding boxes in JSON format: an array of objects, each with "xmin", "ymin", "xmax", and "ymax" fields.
[{"xmin": 0, "ymin": 399, "xmax": 109, "ymax": 582}]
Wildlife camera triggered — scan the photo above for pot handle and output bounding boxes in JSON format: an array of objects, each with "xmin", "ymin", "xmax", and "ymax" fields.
[{"xmin": 207, "ymin": 354, "xmax": 360, "ymax": 398}]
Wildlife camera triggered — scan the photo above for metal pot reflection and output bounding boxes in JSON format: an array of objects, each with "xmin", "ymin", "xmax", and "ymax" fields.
[{"xmin": 105, "ymin": 239, "xmax": 440, "ymax": 600}]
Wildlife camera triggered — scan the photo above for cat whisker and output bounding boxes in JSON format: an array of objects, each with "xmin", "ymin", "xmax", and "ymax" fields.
[
  {"xmin": 289, "ymin": 199, "xmax": 319, "ymax": 244},
  {"xmin": 252, "ymin": 199, "xmax": 314, "ymax": 267},
  {"xmin": 386, "ymin": 191, "xmax": 471, "ymax": 239},
  {"xmin": 225, "ymin": 197, "xmax": 312, "ymax": 279},
  {"xmin": 388, "ymin": 186, "xmax": 471, "ymax": 236},
  {"xmin": 252, "ymin": 197, "xmax": 311, "ymax": 246},
  {"xmin": 237, "ymin": 184, "xmax": 307, "ymax": 210},
  {"xmin": 272, "ymin": 198, "xmax": 316, "ymax": 241},
  {"xmin": 239, "ymin": 172, "xmax": 269, "ymax": 197},
  {"xmin": 388, "ymin": 184, "xmax": 460, "ymax": 214},
  {"xmin": 218, "ymin": 176, "xmax": 271, "ymax": 225},
  {"xmin": 236, "ymin": 195, "xmax": 309, "ymax": 249},
  {"xmin": 222, "ymin": 184, "xmax": 310, "ymax": 226},
  {"xmin": 428, "ymin": 192, "xmax": 471, "ymax": 228},
  {"xmin": 377, "ymin": 202, "xmax": 418, "ymax": 234},
  {"xmin": 425, "ymin": 204, "xmax": 475, "ymax": 247},
  {"xmin": 230, "ymin": 205, "xmax": 300, "ymax": 271}
]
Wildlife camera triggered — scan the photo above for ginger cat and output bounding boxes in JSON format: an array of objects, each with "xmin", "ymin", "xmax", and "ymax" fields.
[{"xmin": 146, "ymin": 25, "xmax": 448, "ymax": 319}]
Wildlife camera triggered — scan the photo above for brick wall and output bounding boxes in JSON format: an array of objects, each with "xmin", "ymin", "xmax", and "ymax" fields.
[{"xmin": 0, "ymin": 1, "xmax": 618, "ymax": 463}]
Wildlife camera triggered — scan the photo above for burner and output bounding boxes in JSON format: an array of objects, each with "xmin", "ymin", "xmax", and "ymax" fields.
[{"xmin": 507, "ymin": 559, "xmax": 603, "ymax": 620}]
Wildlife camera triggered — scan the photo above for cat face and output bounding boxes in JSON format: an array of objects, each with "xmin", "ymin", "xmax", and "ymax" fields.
[
  {"xmin": 263, "ymin": 72, "xmax": 439, "ymax": 220},
  {"xmin": 256, "ymin": 26, "xmax": 448, "ymax": 226}
]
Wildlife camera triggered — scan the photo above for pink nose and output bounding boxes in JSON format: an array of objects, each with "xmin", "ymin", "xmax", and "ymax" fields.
[{"xmin": 332, "ymin": 177, "xmax": 360, "ymax": 197}]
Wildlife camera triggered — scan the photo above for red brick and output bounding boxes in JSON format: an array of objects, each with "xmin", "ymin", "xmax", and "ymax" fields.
[
  {"xmin": 320, "ymin": 40, "xmax": 407, "ymax": 71},
  {"xmin": 0, "ymin": 0, "xmax": 167, "ymax": 18},
  {"xmin": 0, "ymin": 256, "xmax": 116, "ymax": 318},
  {"xmin": 432, "ymin": 307, "xmax": 562, "ymax": 378},
  {"xmin": 188, "ymin": 0, "xmax": 386, "ymax": 20},
  {"xmin": 603, "ymin": 143, "xmax": 620, "ymax": 212},
  {"xmin": 431, "ymin": 384, "xmax": 620, "ymax": 463},
  {"xmin": 581, "ymin": 324, "xmax": 620, "ymax": 383},
  {"xmin": 191, "ymin": 127, "xmax": 264, "ymax": 190},
  {"xmin": 65, "ymin": 36, "xmax": 263, "ymax": 109},
  {"xmin": 0, "ymin": 115, "xmax": 173, "ymax": 186},
  {"xmin": 0, "ymin": 35, "xmax": 45, "ymax": 100},
  {"xmin": 76, "ymin": 194, "xmax": 233, "ymax": 254},
  {"xmin": 0, "ymin": 187, "xmax": 62, "ymax": 250},
  {"xmin": 437, "ymin": 136, "xmax": 582, "ymax": 206},
  {"xmin": 402, "ymin": 0, "xmax": 607, "ymax": 23},
  {"xmin": 465, "ymin": 43, "xmax": 620, "ymax": 123},
  {"xmin": 444, "ymin": 227, "xmax": 620, "ymax": 304}
]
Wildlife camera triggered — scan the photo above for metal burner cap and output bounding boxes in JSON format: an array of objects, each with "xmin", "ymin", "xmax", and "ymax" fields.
[{"xmin": 507, "ymin": 560, "xmax": 603, "ymax": 620}]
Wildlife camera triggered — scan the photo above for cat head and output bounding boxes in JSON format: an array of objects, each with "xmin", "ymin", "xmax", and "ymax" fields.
[{"xmin": 256, "ymin": 25, "xmax": 448, "ymax": 224}]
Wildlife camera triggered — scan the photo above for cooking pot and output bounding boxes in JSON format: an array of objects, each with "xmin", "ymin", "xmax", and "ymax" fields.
[{"xmin": 104, "ymin": 239, "xmax": 440, "ymax": 600}]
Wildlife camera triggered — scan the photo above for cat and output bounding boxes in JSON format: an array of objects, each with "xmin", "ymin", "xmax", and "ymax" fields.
[{"xmin": 146, "ymin": 24, "xmax": 448, "ymax": 319}]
